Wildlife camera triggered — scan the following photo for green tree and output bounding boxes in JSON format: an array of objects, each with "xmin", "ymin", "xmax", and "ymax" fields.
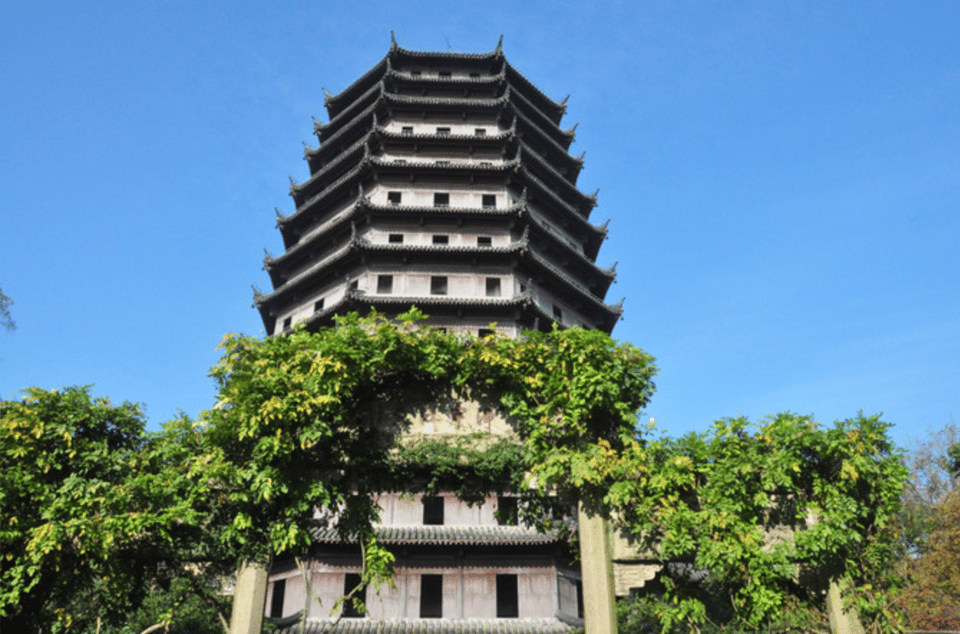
[
  {"xmin": 201, "ymin": 309, "xmax": 659, "ymax": 590},
  {"xmin": 602, "ymin": 413, "xmax": 908, "ymax": 632},
  {"xmin": 0, "ymin": 285, "xmax": 14, "ymax": 331},
  {"xmin": 895, "ymin": 423, "xmax": 960, "ymax": 629},
  {"xmin": 0, "ymin": 388, "xmax": 232, "ymax": 633}
]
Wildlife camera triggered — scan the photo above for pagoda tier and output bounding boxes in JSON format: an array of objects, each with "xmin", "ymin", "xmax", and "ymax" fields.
[{"xmin": 255, "ymin": 37, "xmax": 622, "ymax": 339}]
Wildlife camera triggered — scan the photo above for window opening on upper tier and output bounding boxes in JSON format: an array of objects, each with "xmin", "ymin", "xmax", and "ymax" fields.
[
  {"xmin": 394, "ymin": 159, "xmax": 407, "ymax": 164},
  {"xmin": 497, "ymin": 496, "xmax": 518, "ymax": 525},
  {"xmin": 438, "ymin": 70, "xmax": 452, "ymax": 78},
  {"xmin": 436, "ymin": 127, "xmax": 451, "ymax": 136},
  {"xmin": 388, "ymin": 233, "xmax": 403, "ymax": 244},
  {"xmin": 482, "ymin": 194, "xmax": 496, "ymax": 208},
  {"xmin": 430, "ymin": 276, "xmax": 448, "ymax": 295},
  {"xmin": 282, "ymin": 317, "xmax": 292, "ymax": 331},
  {"xmin": 387, "ymin": 191, "xmax": 402, "ymax": 205},
  {"xmin": 435, "ymin": 160, "xmax": 450, "ymax": 166},
  {"xmin": 553, "ymin": 305, "xmax": 563, "ymax": 321},
  {"xmin": 477, "ymin": 236, "xmax": 492, "ymax": 247},
  {"xmin": 475, "ymin": 128, "xmax": 486, "ymax": 136},
  {"xmin": 270, "ymin": 578, "xmax": 286, "ymax": 618},
  {"xmin": 420, "ymin": 574, "xmax": 443, "ymax": 618},
  {"xmin": 496, "ymin": 575, "xmax": 519, "ymax": 618},
  {"xmin": 422, "ymin": 496, "xmax": 444, "ymax": 525},
  {"xmin": 470, "ymin": 71, "xmax": 480, "ymax": 78},
  {"xmin": 350, "ymin": 280, "xmax": 359, "ymax": 290},
  {"xmin": 377, "ymin": 275, "xmax": 393, "ymax": 294},
  {"xmin": 314, "ymin": 299, "xmax": 324, "ymax": 313},
  {"xmin": 479, "ymin": 161, "xmax": 492, "ymax": 167},
  {"xmin": 433, "ymin": 193, "xmax": 449, "ymax": 207},
  {"xmin": 479, "ymin": 328, "xmax": 495, "ymax": 338},
  {"xmin": 402, "ymin": 126, "xmax": 413, "ymax": 135},
  {"xmin": 486, "ymin": 277, "xmax": 501, "ymax": 297},
  {"xmin": 432, "ymin": 234, "xmax": 449, "ymax": 245},
  {"xmin": 342, "ymin": 573, "xmax": 365, "ymax": 617}
]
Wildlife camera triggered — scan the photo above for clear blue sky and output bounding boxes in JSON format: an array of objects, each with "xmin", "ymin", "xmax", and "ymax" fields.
[{"xmin": 2, "ymin": 1, "xmax": 958, "ymax": 449}]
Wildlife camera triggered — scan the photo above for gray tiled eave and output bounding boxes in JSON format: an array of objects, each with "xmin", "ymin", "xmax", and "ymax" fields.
[
  {"xmin": 275, "ymin": 618, "xmax": 572, "ymax": 634},
  {"xmin": 310, "ymin": 524, "xmax": 560, "ymax": 546}
]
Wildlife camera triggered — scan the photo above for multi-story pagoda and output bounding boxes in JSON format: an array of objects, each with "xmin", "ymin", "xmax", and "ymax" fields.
[
  {"xmin": 255, "ymin": 34, "xmax": 621, "ymax": 340},
  {"xmin": 254, "ymin": 36, "xmax": 628, "ymax": 634}
]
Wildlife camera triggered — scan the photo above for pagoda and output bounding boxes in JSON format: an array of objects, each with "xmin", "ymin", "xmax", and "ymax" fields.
[
  {"xmin": 255, "ymin": 35, "xmax": 628, "ymax": 634},
  {"xmin": 254, "ymin": 34, "xmax": 621, "ymax": 340}
]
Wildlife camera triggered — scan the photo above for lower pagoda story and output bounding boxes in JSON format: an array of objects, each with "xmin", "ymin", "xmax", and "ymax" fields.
[{"xmin": 264, "ymin": 493, "xmax": 583, "ymax": 633}]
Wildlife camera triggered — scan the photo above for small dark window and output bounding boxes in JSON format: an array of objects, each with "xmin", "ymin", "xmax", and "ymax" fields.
[
  {"xmin": 388, "ymin": 233, "xmax": 403, "ymax": 244},
  {"xmin": 475, "ymin": 128, "xmax": 486, "ymax": 136},
  {"xmin": 350, "ymin": 280, "xmax": 359, "ymax": 290},
  {"xmin": 482, "ymin": 194, "xmax": 496, "ymax": 208},
  {"xmin": 496, "ymin": 575, "xmax": 519, "ymax": 618},
  {"xmin": 343, "ymin": 573, "xmax": 365, "ymax": 617},
  {"xmin": 479, "ymin": 161, "xmax": 493, "ymax": 166},
  {"xmin": 430, "ymin": 276, "xmax": 448, "ymax": 295},
  {"xmin": 432, "ymin": 234, "xmax": 449, "ymax": 245},
  {"xmin": 410, "ymin": 70, "xmax": 421, "ymax": 77},
  {"xmin": 497, "ymin": 496, "xmax": 518, "ymax": 525},
  {"xmin": 553, "ymin": 305, "xmax": 563, "ymax": 320},
  {"xmin": 436, "ymin": 327, "xmax": 447, "ymax": 334},
  {"xmin": 270, "ymin": 577, "xmax": 286, "ymax": 617},
  {"xmin": 433, "ymin": 193, "xmax": 449, "ymax": 207},
  {"xmin": 282, "ymin": 317, "xmax": 292, "ymax": 330},
  {"xmin": 435, "ymin": 160, "xmax": 450, "ymax": 166},
  {"xmin": 477, "ymin": 236, "xmax": 492, "ymax": 247},
  {"xmin": 478, "ymin": 328, "xmax": 495, "ymax": 338},
  {"xmin": 486, "ymin": 277, "xmax": 501, "ymax": 297},
  {"xmin": 402, "ymin": 126, "xmax": 414, "ymax": 135},
  {"xmin": 377, "ymin": 275, "xmax": 393, "ymax": 294},
  {"xmin": 420, "ymin": 574, "xmax": 443, "ymax": 618},
  {"xmin": 438, "ymin": 70, "xmax": 451, "ymax": 78},
  {"xmin": 470, "ymin": 71, "xmax": 480, "ymax": 78},
  {"xmin": 387, "ymin": 191, "xmax": 402, "ymax": 205},
  {"xmin": 422, "ymin": 496, "xmax": 444, "ymax": 525},
  {"xmin": 577, "ymin": 580, "xmax": 584, "ymax": 618},
  {"xmin": 314, "ymin": 299, "xmax": 325, "ymax": 313},
  {"xmin": 436, "ymin": 127, "xmax": 451, "ymax": 135},
  {"xmin": 394, "ymin": 159, "xmax": 407, "ymax": 164},
  {"xmin": 519, "ymin": 283, "xmax": 527, "ymax": 293}
]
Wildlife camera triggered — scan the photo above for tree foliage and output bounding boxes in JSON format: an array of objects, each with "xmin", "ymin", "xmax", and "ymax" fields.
[
  {"xmin": 0, "ymin": 388, "xmax": 232, "ymax": 633},
  {"xmin": 895, "ymin": 421, "xmax": 960, "ymax": 630},
  {"xmin": 201, "ymin": 309, "xmax": 658, "ymax": 586},
  {"xmin": 0, "ymin": 285, "xmax": 14, "ymax": 331},
  {"xmin": 2, "ymin": 311, "xmax": 910, "ymax": 634},
  {"xmin": 602, "ymin": 413, "xmax": 908, "ymax": 632}
]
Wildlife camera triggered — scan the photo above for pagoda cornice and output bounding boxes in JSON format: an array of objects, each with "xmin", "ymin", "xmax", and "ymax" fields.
[
  {"xmin": 513, "ymin": 143, "xmax": 595, "ymax": 212},
  {"xmin": 315, "ymin": 81, "xmax": 384, "ymax": 135},
  {"xmin": 384, "ymin": 88, "xmax": 511, "ymax": 110},
  {"xmin": 519, "ymin": 207, "xmax": 616, "ymax": 290},
  {"xmin": 505, "ymin": 84, "xmax": 574, "ymax": 144},
  {"xmin": 507, "ymin": 106, "xmax": 577, "ymax": 158},
  {"xmin": 384, "ymin": 66, "xmax": 508, "ymax": 88}
]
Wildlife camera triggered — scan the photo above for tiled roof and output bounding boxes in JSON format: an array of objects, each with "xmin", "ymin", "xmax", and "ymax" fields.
[
  {"xmin": 275, "ymin": 618, "xmax": 572, "ymax": 634},
  {"xmin": 310, "ymin": 525, "xmax": 560, "ymax": 546}
]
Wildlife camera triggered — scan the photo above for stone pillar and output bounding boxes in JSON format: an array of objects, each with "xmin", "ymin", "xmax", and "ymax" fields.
[
  {"xmin": 229, "ymin": 561, "xmax": 269, "ymax": 634},
  {"xmin": 827, "ymin": 580, "xmax": 865, "ymax": 634},
  {"xmin": 578, "ymin": 503, "xmax": 617, "ymax": 634}
]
